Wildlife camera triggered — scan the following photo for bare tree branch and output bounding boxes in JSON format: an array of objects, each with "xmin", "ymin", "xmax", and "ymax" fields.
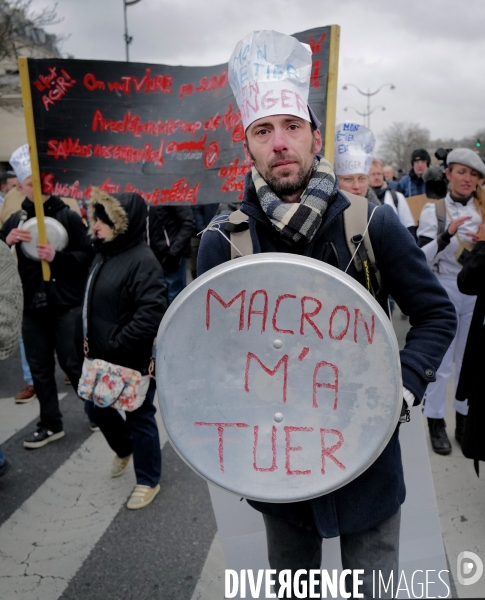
[
  {"xmin": 378, "ymin": 122, "xmax": 431, "ymax": 173},
  {"xmin": 0, "ymin": 0, "xmax": 63, "ymax": 63}
]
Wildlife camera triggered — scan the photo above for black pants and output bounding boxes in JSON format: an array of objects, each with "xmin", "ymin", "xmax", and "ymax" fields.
[{"xmin": 22, "ymin": 305, "xmax": 83, "ymax": 432}]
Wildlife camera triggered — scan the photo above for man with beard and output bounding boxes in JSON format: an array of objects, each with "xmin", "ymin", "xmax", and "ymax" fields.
[{"xmin": 198, "ymin": 30, "xmax": 455, "ymax": 598}]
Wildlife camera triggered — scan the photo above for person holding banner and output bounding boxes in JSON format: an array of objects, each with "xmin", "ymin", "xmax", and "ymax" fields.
[
  {"xmin": 198, "ymin": 30, "xmax": 456, "ymax": 597},
  {"xmin": 417, "ymin": 149, "xmax": 485, "ymax": 454},
  {"xmin": 0, "ymin": 145, "xmax": 94, "ymax": 448}
]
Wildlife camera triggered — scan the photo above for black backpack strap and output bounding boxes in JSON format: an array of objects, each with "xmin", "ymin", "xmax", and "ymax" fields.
[{"xmin": 389, "ymin": 189, "xmax": 399, "ymax": 210}]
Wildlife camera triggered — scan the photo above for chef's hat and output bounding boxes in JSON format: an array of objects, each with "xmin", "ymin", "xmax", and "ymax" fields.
[
  {"xmin": 228, "ymin": 30, "xmax": 314, "ymax": 131},
  {"xmin": 334, "ymin": 123, "xmax": 376, "ymax": 176},
  {"xmin": 9, "ymin": 144, "xmax": 32, "ymax": 184}
]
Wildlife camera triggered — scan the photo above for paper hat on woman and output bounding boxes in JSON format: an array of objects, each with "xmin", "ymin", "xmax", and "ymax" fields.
[
  {"xmin": 334, "ymin": 123, "xmax": 375, "ymax": 176},
  {"xmin": 228, "ymin": 30, "xmax": 319, "ymax": 131},
  {"xmin": 9, "ymin": 144, "xmax": 32, "ymax": 184}
]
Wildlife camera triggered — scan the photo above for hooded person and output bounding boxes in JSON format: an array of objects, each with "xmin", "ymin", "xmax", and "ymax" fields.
[
  {"xmin": 0, "ymin": 144, "xmax": 95, "ymax": 448},
  {"xmin": 417, "ymin": 148, "xmax": 485, "ymax": 455},
  {"xmin": 197, "ymin": 29, "xmax": 456, "ymax": 597},
  {"xmin": 334, "ymin": 122, "xmax": 381, "ymax": 205},
  {"xmin": 396, "ymin": 148, "xmax": 431, "ymax": 198},
  {"xmin": 83, "ymin": 188, "xmax": 167, "ymax": 510}
]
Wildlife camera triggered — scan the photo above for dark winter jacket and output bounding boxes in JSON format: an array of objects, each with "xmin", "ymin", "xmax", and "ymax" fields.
[
  {"xmin": 396, "ymin": 169, "xmax": 426, "ymax": 198},
  {"xmin": 85, "ymin": 191, "xmax": 167, "ymax": 374},
  {"xmin": 192, "ymin": 203, "xmax": 219, "ymax": 234},
  {"xmin": 0, "ymin": 196, "xmax": 93, "ymax": 312},
  {"xmin": 148, "ymin": 205, "xmax": 195, "ymax": 271},
  {"xmin": 456, "ymin": 240, "xmax": 485, "ymax": 473},
  {"xmin": 197, "ymin": 171, "xmax": 456, "ymax": 537}
]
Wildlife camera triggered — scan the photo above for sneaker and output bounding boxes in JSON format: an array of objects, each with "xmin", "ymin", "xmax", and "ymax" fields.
[
  {"xmin": 455, "ymin": 412, "xmax": 467, "ymax": 445},
  {"xmin": 64, "ymin": 376, "xmax": 71, "ymax": 386},
  {"xmin": 127, "ymin": 484, "xmax": 160, "ymax": 510},
  {"xmin": 111, "ymin": 453, "xmax": 132, "ymax": 478},
  {"xmin": 427, "ymin": 417, "xmax": 451, "ymax": 455},
  {"xmin": 15, "ymin": 384, "xmax": 36, "ymax": 404},
  {"xmin": 90, "ymin": 423, "xmax": 100, "ymax": 433},
  {"xmin": 23, "ymin": 427, "xmax": 65, "ymax": 449}
]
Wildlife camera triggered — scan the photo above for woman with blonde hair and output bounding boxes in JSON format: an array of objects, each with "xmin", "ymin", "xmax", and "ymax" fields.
[{"xmin": 417, "ymin": 149, "xmax": 485, "ymax": 455}]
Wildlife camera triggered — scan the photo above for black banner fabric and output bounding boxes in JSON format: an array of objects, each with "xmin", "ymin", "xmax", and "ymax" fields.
[{"xmin": 27, "ymin": 26, "xmax": 330, "ymax": 205}]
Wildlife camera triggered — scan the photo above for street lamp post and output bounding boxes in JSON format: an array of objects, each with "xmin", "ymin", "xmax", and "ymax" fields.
[
  {"xmin": 344, "ymin": 105, "xmax": 386, "ymax": 124},
  {"xmin": 123, "ymin": 0, "xmax": 142, "ymax": 62},
  {"xmin": 342, "ymin": 83, "xmax": 395, "ymax": 129}
]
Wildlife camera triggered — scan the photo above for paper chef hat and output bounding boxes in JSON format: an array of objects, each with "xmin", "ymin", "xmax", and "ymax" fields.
[
  {"xmin": 228, "ymin": 30, "xmax": 313, "ymax": 131},
  {"xmin": 334, "ymin": 123, "xmax": 376, "ymax": 176},
  {"xmin": 9, "ymin": 144, "xmax": 32, "ymax": 184}
]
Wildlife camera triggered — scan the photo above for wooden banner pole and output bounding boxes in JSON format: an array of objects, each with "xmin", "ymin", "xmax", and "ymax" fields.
[
  {"xmin": 324, "ymin": 24, "xmax": 340, "ymax": 165},
  {"xmin": 18, "ymin": 56, "xmax": 50, "ymax": 281}
]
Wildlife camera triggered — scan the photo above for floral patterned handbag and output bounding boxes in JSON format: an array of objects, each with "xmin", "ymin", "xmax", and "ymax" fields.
[
  {"xmin": 78, "ymin": 357, "xmax": 152, "ymax": 411},
  {"xmin": 77, "ymin": 263, "xmax": 155, "ymax": 412}
]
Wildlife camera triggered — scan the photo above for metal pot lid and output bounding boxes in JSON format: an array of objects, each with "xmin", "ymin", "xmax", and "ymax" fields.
[
  {"xmin": 20, "ymin": 217, "xmax": 68, "ymax": 261},
  {"xmin": 156, "ymin": 253, "xmax": 402, "ymax": 503}
]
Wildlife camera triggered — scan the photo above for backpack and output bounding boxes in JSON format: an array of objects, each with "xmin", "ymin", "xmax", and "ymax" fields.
[{"xmin": 226, "ymin": 191, "xmax": 385, "ymax": 305}]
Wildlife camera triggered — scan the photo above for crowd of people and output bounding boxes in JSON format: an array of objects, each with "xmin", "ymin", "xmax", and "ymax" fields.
[{"xmin": 0, "ymin": 27, "xmax": 484, "ymax": 597}]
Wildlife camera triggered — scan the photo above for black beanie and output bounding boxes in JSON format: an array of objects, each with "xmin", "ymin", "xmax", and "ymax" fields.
[
  {"xmin": 93, "ymin": 203, "xmax": 114, "ymax": 228},
  {"xmin": 411, "ymin": 148, "xmax": 431, "ymax": 166}
]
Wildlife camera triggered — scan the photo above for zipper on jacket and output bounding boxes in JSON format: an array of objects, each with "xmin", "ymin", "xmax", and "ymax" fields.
[{"xmin": 163, "ymin": 226, "xmax": 170, "ymax": 247}]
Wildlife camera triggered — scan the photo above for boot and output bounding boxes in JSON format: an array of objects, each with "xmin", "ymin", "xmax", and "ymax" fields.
[
  {"xmin": 455, "ymin": 412, "xmax": 467, "ymax": 445},
  {"xmin": 427, "ymin": 417, "xmax": 451, "ymax": 455}
]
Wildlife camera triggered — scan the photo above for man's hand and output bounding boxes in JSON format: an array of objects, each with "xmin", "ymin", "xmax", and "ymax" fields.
[
  {"xmin": 36, "ymin": 243, "xmax": 56, "ymax": 262},
  {"xmin": 5, "ymin": 228, "xmax": 32, "ymax": 246}
]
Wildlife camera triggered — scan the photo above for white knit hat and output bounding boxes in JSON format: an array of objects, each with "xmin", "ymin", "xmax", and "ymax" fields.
[
  {"xmin": 228, "ymin": 30, "xmax": 313, "ymax": 131},
  {"xmin": 334, "ymin": 123, "xmax": 376, "ymax": 176},
  {"xmin": 9, "ymin": 144, "xmax": 32, "ymax": 184}
]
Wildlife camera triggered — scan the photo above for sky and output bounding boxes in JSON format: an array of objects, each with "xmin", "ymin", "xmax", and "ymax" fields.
[{"xmin": 30, "ymin": 0, "xmax": 485, "ymax": 146}]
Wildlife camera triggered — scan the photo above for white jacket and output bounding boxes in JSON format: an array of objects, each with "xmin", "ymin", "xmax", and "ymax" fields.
[
  {"xmin": 417, "ymin": 194, "xmax": 482, "ymax": 276},
  {"xmin": 382, "ymin": 189, "xmax": 415, "ymax": 229}
]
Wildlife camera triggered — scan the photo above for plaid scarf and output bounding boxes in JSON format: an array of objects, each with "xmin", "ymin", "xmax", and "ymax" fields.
[{"xmin": 252, "ymin": 156, "xmax": 337, "ymax": 244}]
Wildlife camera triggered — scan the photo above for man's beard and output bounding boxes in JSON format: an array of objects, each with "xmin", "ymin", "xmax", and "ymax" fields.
[{"xmin": 263, "ymin": 163, "xmax": 311, "ymax": 196}]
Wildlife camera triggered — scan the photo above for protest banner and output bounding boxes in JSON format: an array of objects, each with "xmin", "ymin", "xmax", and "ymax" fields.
[
  {"xmin": 156, "ymin": 255, "xmax": 402, "ymax": 502},
  {"xmin": 18, "ymin": 25, "xmax": 339, "ymax": 207}
]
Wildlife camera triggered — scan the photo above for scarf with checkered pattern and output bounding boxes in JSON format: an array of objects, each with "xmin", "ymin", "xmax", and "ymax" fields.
[{"xmin": 251, "ymin": 156, "xmax": 337, "ymax": 244}]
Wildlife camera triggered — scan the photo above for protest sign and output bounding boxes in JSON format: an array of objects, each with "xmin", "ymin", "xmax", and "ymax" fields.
[
  {"xmin": 156, "ymin": 255, "xmax": 402, "ymax": 502},
  {"xmin": 19, "ymin": 25, "xmax": 339, "ymax": 206}
]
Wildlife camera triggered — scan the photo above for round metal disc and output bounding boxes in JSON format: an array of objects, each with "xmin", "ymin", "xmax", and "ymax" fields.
[
  {"xmin": 156, "ymin": 254, "xmax": 402, "ymax": 503},
  {"xmin": 20, "ymin": 217, "xmax": 68, "ymax": 260}
]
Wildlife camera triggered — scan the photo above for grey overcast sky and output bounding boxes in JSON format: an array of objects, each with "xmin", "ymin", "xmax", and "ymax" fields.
[{"xmin": 31, "ymin": 0, "xmax": 485, "ymax": 143}]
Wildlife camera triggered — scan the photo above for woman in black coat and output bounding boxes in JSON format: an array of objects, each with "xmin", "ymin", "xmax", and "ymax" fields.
[
  {"xmin": 84, "ymin": 189, "xmax": 167, "ymax": 508},
  {"xmin": 456, "ymin": 223, "xmax": 485, "ymax": 474}
]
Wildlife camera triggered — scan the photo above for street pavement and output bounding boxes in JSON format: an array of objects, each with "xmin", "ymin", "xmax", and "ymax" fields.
[{"xmin": 0, "ymin": 308, "xmax": 484, "ymax": 599}]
